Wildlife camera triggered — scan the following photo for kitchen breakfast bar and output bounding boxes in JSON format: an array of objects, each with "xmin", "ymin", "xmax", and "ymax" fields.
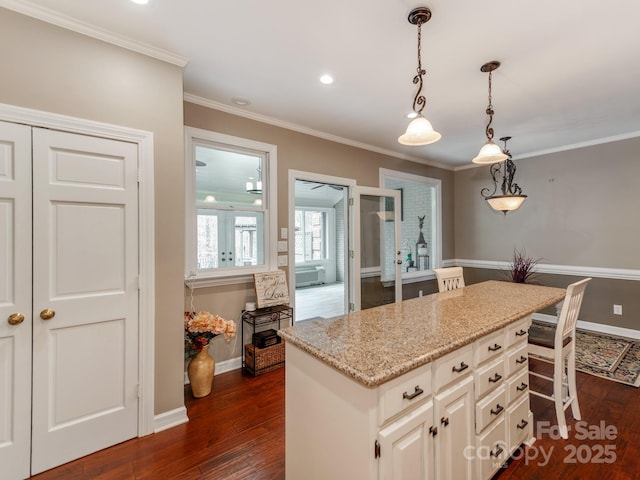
[{"xmin": 278, "ymin": 280, "xmax": 566, "ymax": 480}]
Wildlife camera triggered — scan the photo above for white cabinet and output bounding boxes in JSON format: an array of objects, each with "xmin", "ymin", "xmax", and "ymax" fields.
[
  {"xmin": 433, "ymin": 376, "xmax": 474, "ymax": 480},
  {"xmin": 285, "ymin": 316, "xmax": 535, "ymax": 480},
  {"xmin": 473, "ymin": 316, "xmax": 533, "ymax": 479},
  {"xmin": 378, "ymin": 401, "xmax": 435, "ymax": 480}
]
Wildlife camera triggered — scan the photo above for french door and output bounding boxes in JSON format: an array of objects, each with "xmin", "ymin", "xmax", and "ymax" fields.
[
  {"xmin": 350, "ymin": 186, "xmax": 402, "ymax": 311},
  {"xmin": 0, "ymin": 122, "xmax": 140, "ymax": 478}
]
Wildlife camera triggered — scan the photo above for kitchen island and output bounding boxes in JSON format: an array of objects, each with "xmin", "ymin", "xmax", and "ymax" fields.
[{"xmin": 278, "ymin": 280, "xmax": 566, "ymax": 480}]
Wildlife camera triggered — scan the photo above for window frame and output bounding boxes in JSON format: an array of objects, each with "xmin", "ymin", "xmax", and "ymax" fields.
[
  {"xmin": 294, "ymin": 206, "xmax": 335, "ymax": 265},
  {"xmin": 185, "ymin": 127, "xmax": 278, "ymax": 287},
  {"xmin": 379, "ymin": 168, "xmax": 442, "ymax": 282}
]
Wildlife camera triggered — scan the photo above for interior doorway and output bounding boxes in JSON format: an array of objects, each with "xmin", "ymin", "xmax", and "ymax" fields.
[{"xmin": 288, "ymin": 171, "xmax": 354, "ymax": 322}]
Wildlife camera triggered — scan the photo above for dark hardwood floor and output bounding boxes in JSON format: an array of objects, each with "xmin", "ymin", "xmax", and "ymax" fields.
[{"xmin": 31, "ymin": 358, "xmax": 639, "ymax": 479}]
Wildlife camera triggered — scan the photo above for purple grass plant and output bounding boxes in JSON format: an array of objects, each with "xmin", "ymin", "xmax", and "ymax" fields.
[{"xmin": 508, "ymin": 248, "xmax": 541, "ymax": 284}]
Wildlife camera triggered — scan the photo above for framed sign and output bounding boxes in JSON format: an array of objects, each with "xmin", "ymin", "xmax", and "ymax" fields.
[{"xmin": 254, "ymin": 270, "xmax": 290, "ymax": 308}]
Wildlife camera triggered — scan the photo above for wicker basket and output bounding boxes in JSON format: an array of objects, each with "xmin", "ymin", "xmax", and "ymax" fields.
[{"xmin": 244, "ymin": 342, "xmax": 285, "ymax": 376}]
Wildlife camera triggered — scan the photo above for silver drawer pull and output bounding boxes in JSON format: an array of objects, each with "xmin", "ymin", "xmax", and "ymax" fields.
[
  {"xmin": 516, "ymin": 382, "xmax": 528, "ymax": 392},
  {"xmin": 490, "ymin": 404, "xmax": 504, "ymax": 416},
  {"xmin": 402, "ymin": 385, "xmax": 424, "ymax": 401},
  {"xmin": 488, "ymin": 343, "xmax": 502, "ymax": 352},
  {"xmin": 516, "ymin": 355, "xmax": 528, "ymax": 364},
  {"xmin": 517, "ymin": 419, "xmax": 529, "ymax": 430},
  {"xmin": 488, "ymin": 373, "xmax": 502, "ymax": 383},
  {"xmin": 452, "ymin": 362, "xmax": 469, "ymax": 373}
]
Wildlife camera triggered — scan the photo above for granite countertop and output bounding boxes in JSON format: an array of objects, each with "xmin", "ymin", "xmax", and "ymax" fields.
[{"xmin": 278, "ymin": 280, "xmax": 566, "ymax": 387}]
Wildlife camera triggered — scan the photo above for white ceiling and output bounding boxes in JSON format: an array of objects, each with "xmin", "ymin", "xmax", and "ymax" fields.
[{"xmin": 7, "ymin": 0, "xmax": 640, "ymax": 169}]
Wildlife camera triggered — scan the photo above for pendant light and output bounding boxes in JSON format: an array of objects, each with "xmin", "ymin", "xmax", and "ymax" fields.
[
  {"xmin": 246, "ymin": 161, "xmax": 263, "ymax": 194},
  {"xmin": 398, "ymin": 7, "xmax": 441, "ymax": 146},
  {"xmin": 481, "ymin": 136, "xmax": 527, "ymax": 214},
  {"xmin": 472, "ymin": 61, "xmax": 508, "ymax": 164}
]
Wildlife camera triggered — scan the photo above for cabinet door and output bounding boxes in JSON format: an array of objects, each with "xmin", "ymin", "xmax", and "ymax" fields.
[
  {"xmin": 378, "ymin": 400, "xmax": 435, "ymax": 480},
  {"xmin": 434, "ymin": 376, "xmax": 474, "ymax": 480}
]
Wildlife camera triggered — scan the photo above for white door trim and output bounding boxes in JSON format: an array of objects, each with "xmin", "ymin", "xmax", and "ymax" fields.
[{"xmin": 0, "ymin": 102, "xmax": 156, "ymax": 436}]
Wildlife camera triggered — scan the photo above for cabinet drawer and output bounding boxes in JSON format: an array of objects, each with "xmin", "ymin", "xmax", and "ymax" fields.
[
  {"xmin": 434, "ymin": 344, "xmax": 473, "ymax": 392},
  {"xmin": 505, "ymin": 317, "xmax": 531, "ymax": 348},
  {"xmin": 378, "ymin": 362, "xmax": 432, "ymax": 425},
  {"xmin": 475, "ymin": 330, "xmax": 504, "ymax": 366},
  {"xmin": 505, "ymin": 342, "xmax": 529, "ymax": 377},
  {"xmin": 507, "ymin": 395, "xmax": 531, "ymax": 453},
  {"xmin": 474, "ymin": 356, "xmax": 505, "ymax": 399},
  {"xmin": 506, "ymin": 368, "xmax": 529, "ymax": 405},
  {"xmin": 475, "ymin": 416, "xmax": 507, "ymax": 480},
  {"xmin": 476, "ymin": 385, "xmax": 506, "ymax": 434}
]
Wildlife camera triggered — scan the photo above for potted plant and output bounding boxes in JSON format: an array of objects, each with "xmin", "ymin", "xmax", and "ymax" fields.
[{"xmin": 506, "ymin": 248, "xmax": 541, "ymax": 284}]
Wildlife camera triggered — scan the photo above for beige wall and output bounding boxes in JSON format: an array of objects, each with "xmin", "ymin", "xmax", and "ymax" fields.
[
  {"xmin": 184, "ymin": 101, "xmax": 455, "ymax": 361},
  {"xmin": 455, "ymin": 137, "xmax": 640, "ymax": 331},
  {"xmin": 0, "ymin": 9, "xmax": 186, "ymax": 415}
]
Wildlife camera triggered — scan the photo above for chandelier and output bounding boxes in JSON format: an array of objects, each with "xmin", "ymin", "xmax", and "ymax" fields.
[
  {"xmin": 472, "ymin": 61, "xmax": 508, "ymax": 164},
  {"xmin": 398, "ymin": 7, "xmax": 441, "ymax": 146},
  {"xmin": 480, "ymin": 136, "xmax": 527, "ymax": 214}
]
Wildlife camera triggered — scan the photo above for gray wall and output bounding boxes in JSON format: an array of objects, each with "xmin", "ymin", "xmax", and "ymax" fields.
[
  {"xmin": 455, "ymin": 137, "xmax": 640, "ymax": 331},
  {"xmin": 0, "ymin": 8, "xmax": 186, "ymax": 415}
]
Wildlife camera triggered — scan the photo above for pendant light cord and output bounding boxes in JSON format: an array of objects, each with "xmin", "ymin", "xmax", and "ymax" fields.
[{"xmin": 412, "ymin": 20, "xmax": 427, "ymax": 115}]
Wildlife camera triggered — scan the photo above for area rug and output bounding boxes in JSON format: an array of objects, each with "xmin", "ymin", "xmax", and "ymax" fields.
[{"xmin": 530, "ymin": 321, "xmax": 640, "ymax": 387}]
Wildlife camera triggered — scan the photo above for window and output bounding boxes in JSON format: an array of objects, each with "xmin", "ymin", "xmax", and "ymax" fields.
[
  {"xmin": 295, "ymin": 208, "xmax": 329, "ymax": 263},
  {"xmin": 185, "ymin": 127, "xmax": 277, "ymax": 285},
  {"xmin": 379, "ymin": 168, "xmax": 442, "ymax": 279}
]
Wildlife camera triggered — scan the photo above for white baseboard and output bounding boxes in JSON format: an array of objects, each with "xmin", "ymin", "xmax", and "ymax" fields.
[
  {"xmin": 183, "ymin": 355, "xmax": 243, "ymax": 384},
  {"xmin": 532, "ymin": 313, "xmax": 640, "ymax": 340},
  {"xmin": 153, "ymin": 406, "xmax": 189, "ymax": 433}
]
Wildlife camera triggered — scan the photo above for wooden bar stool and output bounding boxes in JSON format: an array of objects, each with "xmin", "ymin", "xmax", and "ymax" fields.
[
  {"xmin": 433, "ymin": 267, "xmax": 465, "ymax": 292},
  {"xmin": 528, "ymin": 277, "xmax": 591, "ymax": 439}
]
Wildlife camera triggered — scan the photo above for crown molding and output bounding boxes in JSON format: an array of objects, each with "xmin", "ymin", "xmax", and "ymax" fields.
[
  {"xmin": 0, "ymin": 0, "xmax": 189, "ymax": 67},
  {"xmin": 183, "ymin": 93, "xmax": 455, "ymax": 172},
  {"xmin": 454, "ymin": 130, "xmax": 640, "ymax": 171}
]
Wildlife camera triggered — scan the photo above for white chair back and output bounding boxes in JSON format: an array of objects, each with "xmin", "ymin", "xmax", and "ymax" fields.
[
  {"xmin": 555, "ymin": 278, "xmax": 591, "ymax": 348},
  {"xmin": 433, "ymin": 267, "xmax": 465, "ymax": 292}
]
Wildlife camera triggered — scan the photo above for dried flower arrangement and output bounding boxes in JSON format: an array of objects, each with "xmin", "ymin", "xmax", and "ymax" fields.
[{"xmin": 184, "ymin": 311, "xmax": 237, "ymax": 360}]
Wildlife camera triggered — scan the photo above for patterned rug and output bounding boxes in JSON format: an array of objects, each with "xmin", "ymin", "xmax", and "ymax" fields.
[{"xmin": 531, "ymin": 321, "xmax": 640, "ymax": 387}]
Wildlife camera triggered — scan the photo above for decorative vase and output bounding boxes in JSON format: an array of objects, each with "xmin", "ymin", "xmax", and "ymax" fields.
[{"xmin": 187, "ymin": 345, "xmax": 215, "ymax": 398}]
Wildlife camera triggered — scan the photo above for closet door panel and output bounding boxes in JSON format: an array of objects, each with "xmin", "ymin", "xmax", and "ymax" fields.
[
  {"xmin": 0, "ymin": 121, "xmax": 32, "ymax": 480},
  {"xmin": 31, "ymin": 128, "xmax": 140, "ymax": 475}
]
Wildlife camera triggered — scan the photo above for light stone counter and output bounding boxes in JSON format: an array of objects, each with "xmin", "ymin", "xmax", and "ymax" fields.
[{"xmin": 278, "ymin": 280, "xmax": 566, "ymax": 387}]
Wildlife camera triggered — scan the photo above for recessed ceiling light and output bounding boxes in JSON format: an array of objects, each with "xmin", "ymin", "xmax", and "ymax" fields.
[
  {"xmin": 320, "ymin": 74, "xmax": 334, "ymax": 85},
  {"xmin": 231, "ymin": 97, "xmax": 251, "ymax": 107},
  {"xmin": 130, "ymin": 0, "xmax": 149, "ymax": 4}
]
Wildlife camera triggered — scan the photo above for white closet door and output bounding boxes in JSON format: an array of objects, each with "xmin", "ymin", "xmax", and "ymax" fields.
[
  {"xmin": 0, "ymin": 121, "xmax": 32, "ymax": 480},
  {"xmin": 31, "ymin": 128, "xmax": 140, "ymax": 474}
]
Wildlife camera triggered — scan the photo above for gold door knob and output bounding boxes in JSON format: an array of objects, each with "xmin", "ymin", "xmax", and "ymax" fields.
[
  {"xmin": 40, "ymin": 309, "xmax": 55, "ymax": 320},
  {"xmin": 8, "ymin": 313, "xmax": 25, "ymax": 325}
]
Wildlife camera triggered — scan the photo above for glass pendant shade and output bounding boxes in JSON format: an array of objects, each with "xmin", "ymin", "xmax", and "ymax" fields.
[
  {"xmin": 472, "ymin": 140, "xmax": 508, "ymax": 164},
  {"xmin": 398, "ymin": 115, "xmax": 442, "ymax": 146},
  {"xmin": 486, "ymin": 195, "xmax": 527, "ymax": 213}
]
